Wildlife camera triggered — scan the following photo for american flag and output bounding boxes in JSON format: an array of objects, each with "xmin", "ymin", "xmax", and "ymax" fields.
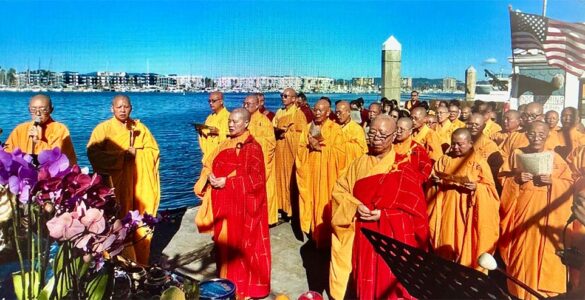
[{"xmin": 510, "ymin": 10, "xmax": 585, "ymax": 77}]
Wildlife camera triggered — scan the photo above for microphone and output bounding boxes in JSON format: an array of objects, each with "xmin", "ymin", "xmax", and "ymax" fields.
[
  {"xmin": 33, "ymin": 116, "xmax": 41, "ymax": 126},
  {"xmin": 477, "ymin": 253, "xmax": 545, "ymax": 300}
]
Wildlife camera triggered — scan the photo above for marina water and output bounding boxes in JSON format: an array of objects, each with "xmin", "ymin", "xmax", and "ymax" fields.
[{"xmin": 0, "ymin": 91, "xmax": 459, "ymax": 211}]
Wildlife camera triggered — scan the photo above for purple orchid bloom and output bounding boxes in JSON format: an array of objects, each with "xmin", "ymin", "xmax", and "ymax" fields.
[
  {"xmin": 0, "ymin": 150, "xmax": 12, "ymax": 185},
  {"xmin": 38, "ymin": 147, "xmax": 70, "ymax": 178},
  {"xmin": 142, "ymin": 213, "xmax": 160, "ymax": 227},
  {"xmin": 122, "ymin": 210, "xmax": 142, "ymax": 227},
  {"xmin": 8, "ymin": 166, "xmax": 38, "ymax": 204}
]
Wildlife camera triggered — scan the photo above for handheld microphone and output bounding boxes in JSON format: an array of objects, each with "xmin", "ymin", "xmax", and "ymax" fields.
[{"xmin": 33, "ymin": 116, "xmax": 41, "ymax": 126}]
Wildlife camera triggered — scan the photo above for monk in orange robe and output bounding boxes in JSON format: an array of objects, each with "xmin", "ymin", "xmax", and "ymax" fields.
[
  {"xmin": 296, "ymin": 99, "xmax": 345, "ymax": 248},
  {"xmin": 198, "ymin": 92, "xmax": 230, "ymax": 163},
  {"xmin": 556, "ymin": 107, "xmax": 585, "ymax": 158},
  {"xmin": 273, "ymin": 88, "xmax": 307, "ymax": 217},
  {"xmin": 435, "ymin": 106, "xmax": 456, "ymax": 151},
  {"xmin": 410, "ymin": 107, "xmax": 443, "ymax": 162},
  {"xmin": 490, "ymin": 110, "xmax": 521, "ymax": 147},
  {"xmin": 448, "ymin": 104, "xmax": 466, "ymax": 129},
  {"xmin": 499, "ymin": 121, "xmax": 574, "ymax": 299},
  {"xmin": 5, "ymin": 94, "xmax": 77, "ymax": 165},
  {"xmin": 87, "ymin": 94, "xmax": 160, "ymax": 265},
  {"xmin": 428, "ymin": 128, "xmax": 499, "ymax": 271},
  {"xmin": 393, "ymin": 117, "xmax": 432, "ymax": 182},
  {"xmin": 243, "ymin": 94, "xmax": 278, "ymax": 225},
  {"xmin": 335, "ymin": 101, "xmax": 367, "ymax": 170},
  {"xmin": 194, "ymin": 109, "xmax": 271, "ymax": 299},
  {"xmin": 330, "ymin": 115, "xmax": 428, "ymax": 299}
]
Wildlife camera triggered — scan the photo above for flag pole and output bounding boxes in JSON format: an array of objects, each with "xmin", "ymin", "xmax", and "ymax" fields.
[
  {"xmin": 508, "ymin": 5, "xmax": 517, "ymax": 103},
  {"xmin": 542, "ymin": 0, "xmax": 547, "ymax": 16}
]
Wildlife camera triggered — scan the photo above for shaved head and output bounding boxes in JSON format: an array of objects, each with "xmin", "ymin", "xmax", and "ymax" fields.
[
  {"xmin": 451, "ymin": 128, "xmax": 473, "ymax": 157},
  {"xmin": 314, "ymin": 99, "xmax": 331, "ymax": 124},
  {"xmin": 526, "ymin": 121, "xmax": 549, "ymax": 152},
  {"xmin": 232, "ymin": 107, "xmax": 251, "ymax": 122},
  {"xmin": 111, "ymin": 94, "xmax": 132, "ymax": 123},
  {"xmin": 504, "ymin": 110, "xmax": 522, "ymax": 132},
  {"xmin": 30, "ymin": 94, "xmax": 52, "ymax": 107},
  {"xmin": 545, "ymin": 110, "xmax": 559, "ymax": 129},
  {"xmin": 368, "ymin": 115, "xmax": 397, "ymax": 156},
  {"xmin": 228, "ymin": 108, "xmax": 251, "ymax": 137},
  {"xmin": 467, "ymin": 113, "xmax": 486, "ymax": 138},
  {"xmin": 561, "ymin": 106, "xmax": 579, "ymax": 129},
  {"xmin": 335, "ymin": 100, "xmax": 351, "ymax": 125},
  {"xmin": 411, "ymin": 107, "xmax": 428, "ymax": 129},
  {"xmin": 395, "ymin": 117, "xmax": 413, "ymax": 142}
]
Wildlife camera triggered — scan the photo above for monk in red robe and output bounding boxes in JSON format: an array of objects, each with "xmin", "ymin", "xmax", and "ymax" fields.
[
  {"xmin": 330, "ymin": 115, "xmax": 429, "ymax": 299},
  {"xmin": 194, "ymin": 108, "xmax": 271, "ymax": 299}
]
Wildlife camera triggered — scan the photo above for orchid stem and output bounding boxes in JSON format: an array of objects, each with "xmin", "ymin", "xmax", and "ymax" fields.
[{"xmin": 9, "ymin": 194, "xmax": 25, "ymax": 299}]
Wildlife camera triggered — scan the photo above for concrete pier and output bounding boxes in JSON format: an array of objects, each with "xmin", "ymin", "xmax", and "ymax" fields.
[
  {"xmin": 465, "ymin": 65, "xmax": 476, "ymax": 101},
  {"xmin": 382, "ymin": 35, "xmax": 402, "ymax": 101},
  {"xmin": 154, "ymin": 207, "xmax": 330, "ymax": 299}
]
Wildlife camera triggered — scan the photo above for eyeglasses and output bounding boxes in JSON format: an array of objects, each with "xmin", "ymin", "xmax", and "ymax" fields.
[
  {"xmin": 281, "ymin": 93, "xmax": 294, "ymax": 99},
  {"xmin": 367, "ymin": 131, "xmax": 395, "ymax": 141},
  {"xmin": 29, "ymin": 107, "xmax": 50, "ymax": 114},
  {"xmin": 243, "ymin": 102, "xmax": 258, "ymax": 107},
  {"xmin": 527, "ymin": 132, "xmax": 547, "ymax": 140},
  {"xmin": 208, "ymin": 98, "xmax": 221, "ymax": 104},
  {"xmin": 437, "ymin": 111, "xmax": 449, "ymax": 115},
  {"xmin": 523, "ymin": 113, "xmax": 541, "ymax": 121}
]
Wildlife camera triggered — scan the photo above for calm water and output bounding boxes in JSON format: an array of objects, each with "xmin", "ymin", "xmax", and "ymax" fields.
[{"xmin": 0, "ymin": 91, "xmax": 457, "ymax": 210}]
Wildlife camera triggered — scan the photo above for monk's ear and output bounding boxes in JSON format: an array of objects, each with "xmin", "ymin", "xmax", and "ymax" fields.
[{"xmin": 110, "ymin": 106, "xmax": 114, "ymax": 114}]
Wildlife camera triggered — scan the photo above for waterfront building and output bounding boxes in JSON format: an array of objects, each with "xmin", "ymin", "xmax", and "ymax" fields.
[{"xmin": 443, "ymin": 77, "xmax": 457, "ymax": 91}]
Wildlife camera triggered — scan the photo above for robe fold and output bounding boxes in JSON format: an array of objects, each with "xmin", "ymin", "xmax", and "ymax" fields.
[
  {"xmin": 329, "ymin": 150, "xmax": 429, "ymax": 299},
  {"xmin": 451, "ymin": 118, "xmax": 466, "ymax": 129},
  {"xmin": 193, "ymin": 132, "xmax": 271, "ymax": 299},
  {"xmin": 339, "ymin": 120, "xmax": 368, "ymax": 171},
  {"xmin": 556, "ymin": 127, "xmax": 585, "ymax": 158},
  {"xmin": 499, "ymin": 149, "xmax": 574, "ymax": 299},
  {"xmin": 436, "ymin": 119, "xmax": 456, "ymax": 150},
  {"xmin": 483, "ymin": 119, "xmax": 502, "ymax": 137},
  {"xmin": 296, "ymin": 119, "xmax": 345, "ymax": 248},
  {"xmin": 428, "ymin": 150, "xmax": 500, "ymax": 271},
  {"xmin": 411, "ymin": 124, "xmax": 443, "ymax": 162},
  {"xmin": 393, "ymin": 137, "xmax": 432, "ymax": 183},
  {"xmin": 248, "ymin": 111, "xmax": 278, "ymax": 225},
  {"xmin": 273, "ymin": 105, "xmax": 307, "ymax": 216},
  {"xmin": 5, "ymin": 118, "xmax": 77, "ymax": 165},
  {"xmin": 489, "ymin": 130, "xmax": 512, "ymax": 147},
  {"xmin": 198, "ymin": 107, "xmax": 230, "ymax": 163},
  {"xmin": 87, "ymin": 117, "xmax": 160, "ymax": 265}
]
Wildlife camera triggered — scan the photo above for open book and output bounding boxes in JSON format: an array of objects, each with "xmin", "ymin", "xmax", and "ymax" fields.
[{"xmin": 516, "ymin": 151, "xmax": 553, "ymax": 175}]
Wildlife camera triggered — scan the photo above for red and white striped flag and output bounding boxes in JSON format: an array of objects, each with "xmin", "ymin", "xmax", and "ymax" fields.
[{"xmin": 510, "ymin": 10, "xmax": 585, "ymax": 77}]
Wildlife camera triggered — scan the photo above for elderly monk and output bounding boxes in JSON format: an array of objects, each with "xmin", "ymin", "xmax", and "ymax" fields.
[
  {"xmin": 194, "ymin": 108, "xmax": 271, "ymax": 299},
  {"xmin": 329, "ymin": 115, "xmax": 429, "ymax": 299},
  {"xmin": 448, "ymin": 104, "xmax": 466, "ymax": 129},
  {"xmin": 545, "ymin": 110, "xmax": 561, "ymax": 131},
  {"xmin": 556, "ymin": 107, "xmax": 585, "ymax": 158},
  {"xmin": 436, "ymin": 106, "xmax": 456, "ymax": 151},
  {"xmin": 393, "ymin": 117, "xmax": 432, "ymax": 183},
  {"xmin": 243, "ymin": 94, "xmax": 278, "ymax": 225},
  {"xmin": 411, "ymin": 107, "xmax": 443, "ymax": 162},
  {"xmin": 363, "ymin": 102, "xmax": 381, "ymax": 134},
  {"xmin": 273, "ymin": 88, "xmax": 308, "ymax": 218},
  {"xmin": 499, "ymin": 121, "xmax": 574, "ymax": 299},
  {"xmin": 460, "ymin": 106, "xmax": 472, "ymax": 123},
  {"xmin": 296, "ymin": 99, "xmax": 345, "ymax": 248},
  {"xmin": 467, "ymin": 113, "xmax": 502, "ymax": 176},
  {"xmin": 198, "ymin": 92, "xmax": 230, "ymax": 162},
  {"xmin": 490, "ymin": 110, "xmax": 521, "ymax": 147},
  {"xmin": 87, "ymin": 94, "xmax": 160, "ymax": 265},
  {"xmin": 335, "ymin": 100, "xmax": 368, "ymax": 168},
  {"xmin": 5, "ymin": 94, "xmax": 77, "ymax": 164},
  {"xmin": 428, "ymin": 128, "xmax": 499, "ymax": 271},
  {"xmin": 425, "ymin": 114, "xmax": 438, "ymax": 131}
]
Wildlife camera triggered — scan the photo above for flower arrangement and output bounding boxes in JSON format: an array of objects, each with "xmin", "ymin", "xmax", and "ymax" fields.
[{"xmin": 0, "ymin": 147, "xmax": 157, "ymax": 299}]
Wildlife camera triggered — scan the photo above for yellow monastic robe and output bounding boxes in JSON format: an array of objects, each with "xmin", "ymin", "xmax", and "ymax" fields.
[
  {"xmin": 329, "ymin": 149, "xmax": 396, "ymax": 300},
  {"xmin": 412, "ymin": 124, "xmax": 443, "ymax": 161},
  {"xmin": 199, "ymin": 107, "xmax": 230, "ymax": 163},
  {"xmin": 490, "ymin": 130, "xmax": 511, "ymax": 147},
  {"xmin": 452, "ymin": 118, "xmax": 466, "ymax": 129},
  {"xmin": 483, "ymin": 119, "xmax": 502, "ymax": 137},
  {"xmin": 556, "ymin": 127, "xmax": 585, "ymax": 157},
  {"xmin": 339, "ymin": 120, "xmax": 368, "ymax": 171},
  {"xmin": 5, "ymin": 118, "xmax": 77, "ymax": 165},
  {"xmin": 248, "ymin": 111, "xmax": 278, "ymax": 225},
  {"xmin": 499, "ymin": 150, "xmax": 574, "ymax": 299},
  {"xmin": 428, "ymin": 150, "xmax": 500, "ymax": 271},
  {"xmin": 436, "ymin": 119, "xmax": 456, "ymax": 149},
  {"xmin": 296, "ymin": 119, "xmax": 345, "ymax": 248},
  {"xmin": 273, "ymin": 105, "xmax": 307, "ymax": 216},
  {"xmin": 87, "ymin": 117, "xmax": 160, "ymax": 265}
]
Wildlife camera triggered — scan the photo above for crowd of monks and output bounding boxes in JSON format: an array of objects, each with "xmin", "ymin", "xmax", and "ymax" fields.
[
  {"xmin": 2, "ymin": 94, "xmax": 160, "ymax": 266},
  {"xmin": 196, "ymin": 89, "xmax": 585, "ymax": 299},
  {"xmin": 5, "ymin": 91, "xmax": 585, "ymax": 299}
]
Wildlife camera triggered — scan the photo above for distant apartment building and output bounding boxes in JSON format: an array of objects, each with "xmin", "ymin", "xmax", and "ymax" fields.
[
  {"xmin": 352, "ymin": 77, "xmax": 375, "ymax": 88},
  {"xmin": 401, "ymin": 77, "xmax": 413, "ymax": 90},
  {"xmin": 171, "ymin": 75, "xmax": 205, "ymax": 90},
  {"xmin": 443, "ymin": 77, "xmax": 457, "ymax": 91},
  {"xmin": 62, "ymin": 71, "xmax": 79, "ymax": 86},
  {"xmin": 302, "ymin": 77, "xmax": 333, "ymax": 92}
]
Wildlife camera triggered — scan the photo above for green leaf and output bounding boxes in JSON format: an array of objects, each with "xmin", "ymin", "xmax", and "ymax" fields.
[
  {"xmin": 38, "ymin": 244, "xmax": 91, "ymax": 300},
  {"xmin": 160, "ymin": 286, "xmax": 186, "ymax": 300},
  {"xmin": 85, "ymin": 266, "xmax": 114, "ymax": 300},
  {"xmin": 12, "ymin": 271, "xmax": 40, "ymax": 300}
]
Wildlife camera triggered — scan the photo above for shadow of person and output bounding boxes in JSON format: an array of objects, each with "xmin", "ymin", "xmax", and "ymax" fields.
[
  {"xmin": 300, "ymin": 238, "xmax": 330, "ymax": 297},
  {"xmin": 149, "ymin": 207, "xmax": 187, "ymax": 265}
]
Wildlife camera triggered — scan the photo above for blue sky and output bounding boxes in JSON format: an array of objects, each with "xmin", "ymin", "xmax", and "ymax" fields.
[{"xmin": 0, "ymin": 0, "xmax": 583, "ymax": 80}]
